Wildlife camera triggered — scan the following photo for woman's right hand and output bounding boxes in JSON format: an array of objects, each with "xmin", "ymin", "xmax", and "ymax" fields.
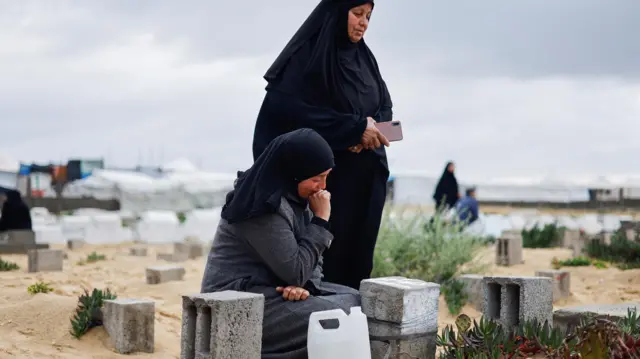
[
  {"xmin": 309, "ymin": 190, "xmax": 331, "ymax": 221},
  {"xmin": 361, "ymin": 117, "xmax": 390, "ymax": 150},
  {"xmin": 276, "ymin": 286, "xmax": 310, "ymax": 301}
]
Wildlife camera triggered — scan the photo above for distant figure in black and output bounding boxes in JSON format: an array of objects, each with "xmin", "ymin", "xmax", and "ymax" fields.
[
  {"xmin": 252, "ymin": 0, "xmax": 393, "ymax": 290},
  {"xmin": 433, "ymin": 161, "xmax": 460, "ymax": 211},
  {"xmin": 0, "ymin": 190, "xmax": 32, "ymax": 232}
]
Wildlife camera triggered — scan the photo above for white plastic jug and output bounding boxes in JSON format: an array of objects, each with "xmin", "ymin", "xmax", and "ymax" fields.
[{"xmin": 307, "ymin": 306, "xmax": 371, "ymax": 359}]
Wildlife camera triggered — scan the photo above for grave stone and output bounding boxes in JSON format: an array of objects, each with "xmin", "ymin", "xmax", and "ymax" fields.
[
  {"xmin": 27, "ymin": 249, "xmax": 64, "ymax": 272},
  {"xmin": 103, "ymin": 299, "xmax": 155, "ymax": 354},
  {"xmin": 553, "ymin": 302, "xmax": 640, "ymax": 333},
  {"xmin": 146, "ymin": 265, "xmax": 185, "ymax": 284},
  {"xmin": 496, "ymin": 231, "xmax": 523, "ymax": 266},
  {"xmin": 535, "ymin": 270, "xmax": 570, "ymax": 301},
  {"xmin": 0, "ymin": 230, "xmax": 48, "ymax": 254},
  {"xmin": 482, "ymin": 276, "xmax": 553, "ymax": 329},
  {"xmin": 129, "ymin": 247, "xmax": 148, "ymax": 256},
  {"xmin": 181, "ymin": 291, "xmax": 264, "ymax": 359},
  {"xmin": 360, "ymin": 276, "xmax": 439, "ymax": 359},
  {"xmin": 67, "ymin": 239, "xmax": 86, "ymax": 250}
]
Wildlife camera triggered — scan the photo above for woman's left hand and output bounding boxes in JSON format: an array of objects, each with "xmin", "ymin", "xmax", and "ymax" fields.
[
  {"xmin": 348, "ymin": 144, "xmax": 363, "ymax": 153},
  {"xmin": 276, "ymin": 286, "xmax": 310, "ymax": 301}
]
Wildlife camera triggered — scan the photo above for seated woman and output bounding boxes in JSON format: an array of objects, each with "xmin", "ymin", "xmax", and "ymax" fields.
[{"xmin": 201, "ymin": 128, "xmax": 360, "ymax": 359}]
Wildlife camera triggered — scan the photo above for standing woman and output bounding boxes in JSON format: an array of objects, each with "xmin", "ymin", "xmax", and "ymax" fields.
[
  {"xmin": 433, "ymin": 161, "xmax": 460, "ymax": 211},
  {"xmin": 252, "ymin": 0, "xmax": 392, "ymax": 290}
]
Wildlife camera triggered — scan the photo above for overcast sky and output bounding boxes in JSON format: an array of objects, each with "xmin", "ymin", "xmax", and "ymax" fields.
[{"xmin": 1, "ymin": 0, "xmax": 639, "ymax": 181}]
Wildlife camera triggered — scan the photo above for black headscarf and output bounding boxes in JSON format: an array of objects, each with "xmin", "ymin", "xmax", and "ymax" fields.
[
  {"xmin": 221, "ymin": 129, "xmax": 335, "ymax": 224},
  {"xmin": 433, "ymin": 161, "xmax": 459, "ymax": 209},
  {"xmin": 0, "ymin": 190, "xmax": 32, "ymax": 231},
  {"xmin": 264, "ymin": 0, "xmax": 384, "ymax": 115}
]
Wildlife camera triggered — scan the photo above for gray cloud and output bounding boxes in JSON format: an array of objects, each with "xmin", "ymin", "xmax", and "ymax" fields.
[{"xmin": 0, "ymin": 0, "xmax": 639, "ymax": 181}]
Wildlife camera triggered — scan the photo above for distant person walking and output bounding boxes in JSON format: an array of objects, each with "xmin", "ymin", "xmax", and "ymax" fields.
[
  {"xmin": 455, "ymin": 187, "xmax": 479, "ymax": 227},
  {"xmin": 0, "ymin": 190, "xmax": 32, "ymax": 232},
  {"xmin": 251, "ymin": 0, "xmax": 393, "ymax": 290},
  {"xmin": 433, "ymin": 161, "xmax": 460, "ymax": 211}
]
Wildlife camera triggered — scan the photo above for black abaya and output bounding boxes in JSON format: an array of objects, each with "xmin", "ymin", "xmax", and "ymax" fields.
[
  {"xmin": 0, "ymin": 190, "xmax": 32, "ymax": 232},
  {"xmin": 252, "ymin": 0, "xmax": 392, "ymax": 289},
  {"xmin": 433, "ymin": 162, "xmax": 459, "ymax": 210}
]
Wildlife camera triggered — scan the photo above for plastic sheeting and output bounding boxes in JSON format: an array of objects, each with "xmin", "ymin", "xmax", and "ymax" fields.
[{"xmin": 62, "ymin": 165, "xmax": 234, "ymax": 212}]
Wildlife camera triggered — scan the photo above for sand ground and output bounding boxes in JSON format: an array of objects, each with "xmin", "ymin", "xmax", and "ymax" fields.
[{"xmin": 1, "ymin": 243, "xmax": 639, "ymax": 358}]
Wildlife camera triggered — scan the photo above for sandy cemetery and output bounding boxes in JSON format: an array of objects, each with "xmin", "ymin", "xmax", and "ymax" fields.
[{"xmin": 1, "ymin": 206, "xmax": 640, "ymax": 358}]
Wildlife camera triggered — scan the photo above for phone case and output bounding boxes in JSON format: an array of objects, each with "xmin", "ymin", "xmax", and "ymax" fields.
[{"xmin": 375, "ymin": 121, "xmax": 403, "ymax": 142}]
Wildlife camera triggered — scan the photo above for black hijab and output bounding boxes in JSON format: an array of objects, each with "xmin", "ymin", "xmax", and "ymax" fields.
[
  {"xmin": 221, "ymin": 129, "xmax": 334, "ymax": 224},
  {"xmin": 433, "ymin": 161, "xmax": 459, "ymax": 208},
  {"xmin": 0, "ymin": 190, "xmax": 32, "ymax": 231},
  {"xmin": 264, "ymin": 0, "xmax": 384, "ymax": 115}
]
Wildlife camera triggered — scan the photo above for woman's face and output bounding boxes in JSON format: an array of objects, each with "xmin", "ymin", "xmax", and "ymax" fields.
[
  {"xmin": 448, "ymin": 163, "xmax": 456, "ymax": 173},
  {"xmin": 297, "ymin": 169, "xmax": 332, "ymax": 198},
  {"xmin": 347, "ymin": 3, "xmax": 373, "ymax": 43}
]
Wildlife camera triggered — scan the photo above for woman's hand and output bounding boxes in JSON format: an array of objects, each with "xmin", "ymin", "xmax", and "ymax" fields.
[
  {"xmin": 348, "ymin": 144, "xmax": 363, "ymax": 153},
  {"xmin": 361, "ymin": 117, "xmax": 390, "ymax": 150},
  {"xmin": 309, "ymin": 190, "xmax": 331, "ymax": 221},
  {"xmin": 276, "ymin": 286, "xmax": 310, "ymax": 301}
]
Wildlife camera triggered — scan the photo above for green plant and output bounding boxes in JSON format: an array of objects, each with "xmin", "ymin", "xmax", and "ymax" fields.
[
  {"xmin": 28, "ymin": 281, "xmax": 54, "ymax": 294},
  {"xmin": 522, "ymin": 223, "xmax": 563, "ymax": 248},
  {"xmin": 372, "ymin": 208, "xmax": 486, "ymax": 315},
  {"xmin": 176, "ymin": 212, "xmax": 187, "ymax": 224},
  {"xmin": 78, "ymin": 251, "xmax": 107, "ymax": 265},
  {"xmin": 552, "ymin": 256, "xmax": 592, "ymax": 269},
  {"xmin": 441, "ymin": 279, "xmax": 468, "ymax": 316},
  {"xmin": 437, "ymin": 310, "xmax": 640, "ymax": 358},
  {"xmin": 70, "ymin": 288, "xmax": 117, "ymax": 339},
  {"xmin": 586, "ymin": 233, "xmax": 640, "ymax": 270},
  {"xmin": 0, "ymin": 258, "xmax": 19, "ymax": 271}
]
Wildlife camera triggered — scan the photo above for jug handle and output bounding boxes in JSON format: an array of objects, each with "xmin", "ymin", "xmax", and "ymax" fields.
[{"xmin": 309, "ymin": 309, "xmax": 346, "ymax": 331}]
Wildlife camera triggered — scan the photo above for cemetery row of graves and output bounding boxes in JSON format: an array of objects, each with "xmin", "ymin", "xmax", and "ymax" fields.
[{"xmin": 1, "ymin": 208, "xmax": 640, "ymax": 358}]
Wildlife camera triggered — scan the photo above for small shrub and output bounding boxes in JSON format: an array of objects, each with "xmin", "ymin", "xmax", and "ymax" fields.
[
  {"xmin": 522, "ymin": 223, "xmax": 563, "ymax": 248},
  {"xmin": 176, "ymin": 212, "xmax": 187, "ymax": 224},
  {"xmin": 551, "ymin": 256, "xmax": 592, "ymax": 269},
  {"xmin": 70, "ymin": 288, "xmax": 117, "ymax": 339},
  {"xmin": 372, "ymin": 208, "xmax": 486, "ymax": 315},
  {"xmin": 440, "ymin": 279, "xmax": 468, "ymax": 315},
  {"xmin": 86, "ymin": 252, "xmax": 106, "ymax": 263},
  {"xmin": 0, "ymin": 258, "xmax": 19, "ymax": 271},
  {"xmin": 586, "ymin": 232, "xmax": 640, "ymax": 270},
  {"xmin": 28, "ymin": 281, "xmax": 54, "ymax": 295}
]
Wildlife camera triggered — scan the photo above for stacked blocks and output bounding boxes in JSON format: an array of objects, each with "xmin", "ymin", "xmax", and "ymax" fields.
[{"xmin": 360, "ymin": 276, "xmax": 440, "ymax": 359}]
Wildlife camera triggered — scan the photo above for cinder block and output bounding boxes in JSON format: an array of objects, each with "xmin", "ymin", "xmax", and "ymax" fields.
[
  {"xmin": 360, "ymin": 277, "xmax": 440, "ymax": 326},
  {"xmin": 67, "ymin": 239, "xmax": 85, "ymax": 250},
  {"xmin": 103, "ymin": 299, "xmax": 155, "ymax": 354},
  {"xmin": 535, "ymin": 270, "xmax": 570, "ymax": 301},
  {"xmin": 496, "ymin": 232, "xmax": 523, "ymax": 266},
  {"xmin": 6, "ymin": 230, "xmax": 36, "ymax": 245},
  {"xmin": 459, "ymin": 274, "xmax": 484, "ymax": 311},
  {"xmin": 573, "ymin": 234, "xmax": 603, "ymax": 257},
  {"xmin": 157, "ymin": 252, "xmax": 188, "ymax": 262},
  {"xmin": 370, "ymin": 335, "xmax": 437, "ymax": 359},
  {"xmin": 482, "ymin": 276, "xmax": 553, "ymax": 328},
  {"xmin": 146, "ymin": 265, "xmax": 185, "ymax": 284},
  {"xmin": 180, "ymin": 291, "xmax": 264, "ymax": 359},
  {"xmin": 175, "ymin": 242, "xmax": 204, "ymax": 260},
  {"xmin": 27, "ymin": 249, "xmax": 64, "ymax": 272},
  {"xmin": 561, "ymin": 230, "xmax": 580, "ymax": 249},
  {"xmin": 130, "ymin": 247, "xmax": 148, "ymax": 256}
]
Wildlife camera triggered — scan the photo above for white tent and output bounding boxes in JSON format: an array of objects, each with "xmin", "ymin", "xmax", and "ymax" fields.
[{"xmin": 62, "ymin": 167, "xmax": 234, "ymax": 212}]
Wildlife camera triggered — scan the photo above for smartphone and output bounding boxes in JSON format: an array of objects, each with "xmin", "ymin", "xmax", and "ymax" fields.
[{"xmin": 375, "ymin": 120, "xmax": 403, "ymax": 142}]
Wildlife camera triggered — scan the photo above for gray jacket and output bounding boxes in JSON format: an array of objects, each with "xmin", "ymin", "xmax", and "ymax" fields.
[{"xmin": 201, "ymin": 194, "xmax": 333, "ymax": 296}]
